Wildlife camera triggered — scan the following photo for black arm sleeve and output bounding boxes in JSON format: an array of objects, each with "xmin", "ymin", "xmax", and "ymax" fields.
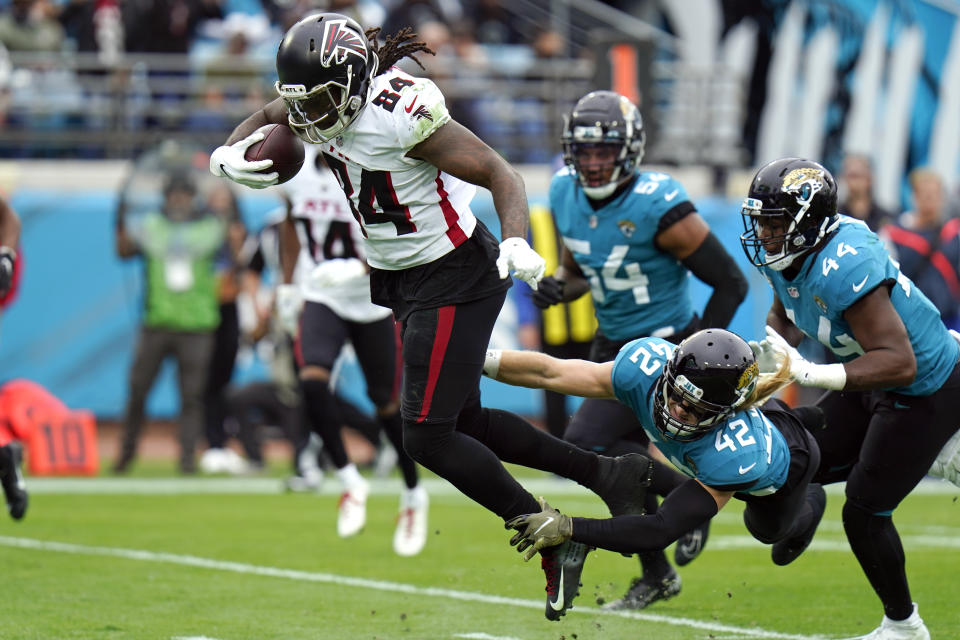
[
  {"xmin": 570, "ymin": 479, "xmax": 719, "ymax": 554},
  {"xmin": 682, "ymin": 232, "xmax": 748, "ymax": 330}
]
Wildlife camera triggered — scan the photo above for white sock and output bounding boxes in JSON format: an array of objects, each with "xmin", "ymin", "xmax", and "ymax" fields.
[
  {"xmin": 336, "ymin": 463, "xmax": 364, "ymax": 489},
  {"xmin": 401, "ymin": 485, "xmax": 427, "ymax": 509},
  {"xmin": 887, "ymin": 603, "xmax": 923, "ymax": 628}
]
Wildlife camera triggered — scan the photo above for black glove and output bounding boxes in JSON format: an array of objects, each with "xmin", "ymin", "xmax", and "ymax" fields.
[
  {"xmin": 0, "ymin": 247, "xmax": 15, "ymax": 297},
  {"xmin": 530, "ymin": 276, "xmax": 564, "ymax": 309}
]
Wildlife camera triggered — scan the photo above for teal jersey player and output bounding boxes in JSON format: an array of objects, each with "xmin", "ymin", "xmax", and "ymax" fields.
[
  {"xmin": 550, "ymin": 168, "xmax": 695, "ymax": 340},
  {"xmin": 741, "ymin": 157, "xmax": 960, "ymax": 638},
  {"xmin": 487, "ymin": 329, "xmax": 826, "ymax": 572},
  {"xmin": 529, "ymin": 90, "xmax": 748, "ymax": 613},
  {"xmin": 757, "ymin": 216, "xmax": 958, "ymax": 396},
  {"xmin": 611, "ymin": 336, "xmax": 790, "ymax": 495}
]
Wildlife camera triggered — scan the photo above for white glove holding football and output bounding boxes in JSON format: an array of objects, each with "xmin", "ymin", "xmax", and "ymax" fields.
[
  {"xmin": 497, "ymin": 237, "xmax": 546, "ymax": 290},
  {"xmin": 274, "ymin": 283, "xmax": 304, "ymax": 336},
  {"xmin": 308, "ymin": 258, "xmax": 367, "ymax": 290},
  {"xmin": 210, "ymin": 125, "xmax": 279, "ymax": 189},
  {"xmin": 761, "ymin": 325, "xmax": 846, "ymax": 390}
]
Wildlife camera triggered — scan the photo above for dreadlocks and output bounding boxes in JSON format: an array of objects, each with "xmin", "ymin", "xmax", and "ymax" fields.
[{"xmin": 365, "ymin": 26, "xmax": 435, "ymax": 76}]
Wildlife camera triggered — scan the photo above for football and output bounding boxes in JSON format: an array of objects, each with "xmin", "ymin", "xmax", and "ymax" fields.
[{"xmin": 244, "ymin": 124, "xmax": 305, "ymax": 184}]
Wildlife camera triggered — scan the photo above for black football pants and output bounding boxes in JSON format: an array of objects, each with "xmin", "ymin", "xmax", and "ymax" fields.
[{"xmin": 399, "ymin": 290, "xmax": 601, "ymax": 520}]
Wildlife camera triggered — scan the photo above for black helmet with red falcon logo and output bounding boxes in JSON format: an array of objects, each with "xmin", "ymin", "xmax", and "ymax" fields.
[{"xmin": 275, "ymin": 13, "xmax": 378, "ymax": 143}]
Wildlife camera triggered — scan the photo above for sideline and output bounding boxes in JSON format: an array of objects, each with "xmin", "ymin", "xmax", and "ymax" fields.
[{"xmin": 0, "ymin": 535, "xmax": 829, "ymax": 640}]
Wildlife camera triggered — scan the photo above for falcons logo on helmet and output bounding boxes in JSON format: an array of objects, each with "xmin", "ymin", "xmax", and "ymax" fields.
[{"xmin": 321, "ymin": 18, "xmax": 367, "ymax": 66}]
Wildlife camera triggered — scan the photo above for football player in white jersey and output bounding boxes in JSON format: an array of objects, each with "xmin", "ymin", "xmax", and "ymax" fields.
[
  {"xmin": 274, "ymin": 142, "xmax": 429, "ymax": 556},
  {"xmin": 211, "ymin": 13, "xmax": 656, "ymax": 620}
]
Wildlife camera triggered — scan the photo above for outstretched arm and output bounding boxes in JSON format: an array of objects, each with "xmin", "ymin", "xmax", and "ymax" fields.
[
  {"xmin": 484, "ymin": 349, "xmax": 615, "ymax": 398},
  {"xmin": 508, "ymin": 479, "xmax": 726, "ymax": 558},
  {"xmin": 571, "ymin": 479, "xmax": 726, "ymax": 554}
]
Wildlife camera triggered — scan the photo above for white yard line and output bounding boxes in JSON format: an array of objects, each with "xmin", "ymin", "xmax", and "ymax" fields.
[
  {"xmin": 0, "ymin": 535, "xmax": 829, "ymax": 640},
  {"xmin": 20, "ymin": 476, "xmax": 960, "ymax": 496}
]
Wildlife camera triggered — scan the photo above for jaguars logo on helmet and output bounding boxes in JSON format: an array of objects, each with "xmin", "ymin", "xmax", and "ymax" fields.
[
  {"xmin": 781, "ymin": 168, "xmax": 825, "ymax": 218},
  {"xmin": 740, "ymin": 157, "xmax": 839, "ymax": 272},
  {"xmin": 736, "ymin": 361, "xmax": 759, "ymax": 396}
]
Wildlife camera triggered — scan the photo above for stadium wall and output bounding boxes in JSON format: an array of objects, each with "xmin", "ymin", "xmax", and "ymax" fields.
[{"xmin": 0, "ymin": 162, "xmax": 769, "ymax": 419}]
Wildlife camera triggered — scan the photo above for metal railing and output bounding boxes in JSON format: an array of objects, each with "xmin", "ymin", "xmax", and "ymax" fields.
[
  {"xmin": 0, "ymin": 44, "xmax": 749, "ymax": 171},
  {"xmin": 0, "ymin": 50, "xmax": 594, "ymax": 163}
]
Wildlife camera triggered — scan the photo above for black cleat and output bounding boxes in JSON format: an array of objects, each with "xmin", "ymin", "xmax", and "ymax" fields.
[
  {"xmin": 771, "ymin": 483, "xmax": 826, "ymax": 566},
  {"xmin": 0, "ymin": 442, "xmax": 28, "ymax": 520},
  {"xmin": 593, "ymin": 453, "xmax": 654, "ymax": 517},
  {"xmin": 674, "ymin": 517, "xmax": 711, "ymax": 567},
  {"xmin": 604, "ymin": 567, "xmax": 682, "ymax": 611},
  {"xmin": 541, "ymin": 540, "xmax": 589, "ymax": 621}
]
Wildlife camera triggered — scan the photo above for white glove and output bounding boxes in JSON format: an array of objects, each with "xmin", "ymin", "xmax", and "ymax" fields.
[
  {"xmin": 496, "ymin": 237, "xmax": 546, "ymax": 290},
  {"xmin": 275, "ymin": 284, "xmax": 304, "ymax": 336},
  {"xmin": 761, "ymin": 325, "xmax": 846, "ymax": 390},
  {"xmin": 209, "ymin": 125, "xmax": 279, "ymax": 189},
  {"xmin": 308, "ymin": 258, "xmax": 367, "ymax": 289}
]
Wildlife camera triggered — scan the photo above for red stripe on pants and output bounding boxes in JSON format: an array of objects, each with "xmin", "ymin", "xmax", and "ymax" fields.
[{"xmin": 416, "ymin": 306, "xmax": 456, "ymax": 422}]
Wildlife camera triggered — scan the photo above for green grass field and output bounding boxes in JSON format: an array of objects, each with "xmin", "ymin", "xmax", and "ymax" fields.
[{"xmin": 2, "ymin": 467, "xmax": 959, "ymax": 640}]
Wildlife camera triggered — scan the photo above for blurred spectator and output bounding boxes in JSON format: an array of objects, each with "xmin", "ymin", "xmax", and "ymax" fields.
[
  {"xmin": 113, "ymin": 169, "xmax": 226, "ymax": 474},
  {"xmin": 839, "ymin": 153, "xmax": 894, "ymax": 232},
  {"xmin": 267, "ymin": 0, "xmax": 383, "ymax": 31},
  {"xmin": 884, "ymin": 167, "xmax": 960, "ymax": 331},
  {"xmin": 0, "ymin": 192, "xmax": 21, "ymax": 333},
  {"xmin": 198, "ymin": 183, "xmax": 249, "ymax": 474},
  {"xmin": 516, "ymin": 26, "xmax": 566, "ymax": 162},
  {"xmin": 122, "ymin": 0, "xmax": 222, "ymax": 54},
  {"xmin": 202, "ymin": 13, "xmax": 266, "ymax": 96},
  {"xmin": 0, "ymin": 40, "xmax": 9, "ymax": 128},
  {"xmin": 0, "ymin": 0, "xmax": 65, "ymax": 52},
  {"xmin": 122, "ymin": 0, "xmax": 223, "ymax": 129},
  {"xmin": 383, "ymin": 0, "xmax": 449, "ymax": 36},
  {"xmin": 58, "ymin": 0, "xmax": 123, "ymax": 65},
  {"xmin": 466, "ymin": 0, "xmax": 526, "ymax": 45}
]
